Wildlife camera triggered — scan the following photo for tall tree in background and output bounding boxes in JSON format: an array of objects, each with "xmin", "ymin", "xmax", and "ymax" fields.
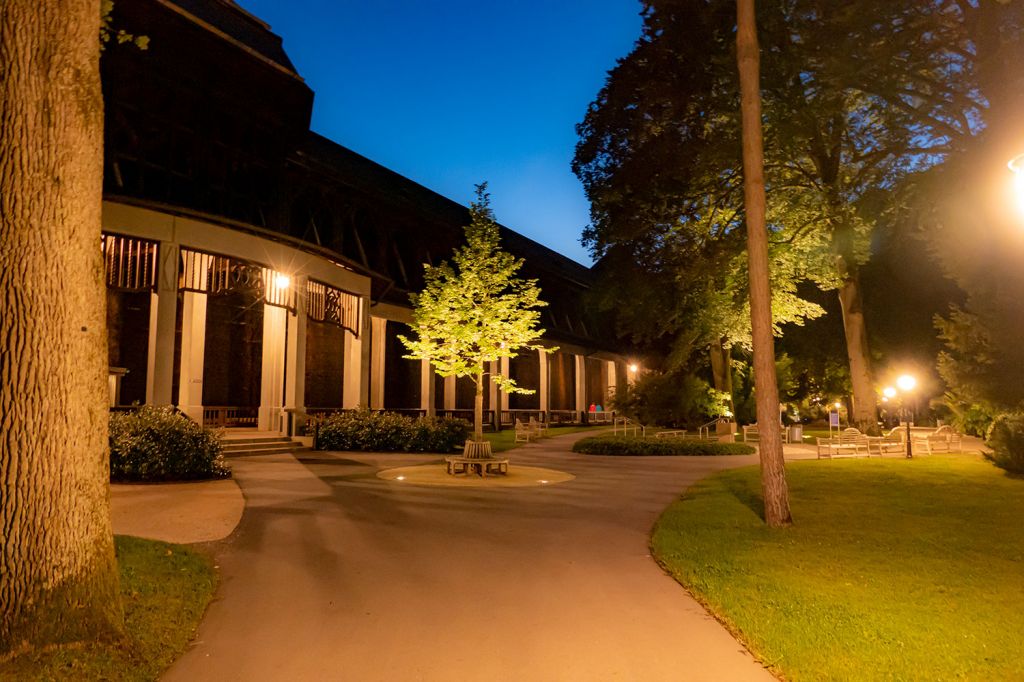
[
  {"xmin": 575, "ymin": 1, "xmax": 999, "ymax": 433},
  {"xmin": 401, "ymin": 185, "xmax": 549, "ymax": 443},
  {"xmin": 736, "ymin": 0, "xmax": 791, "ymax": 526},
  {"xmin": 574, "ymin": 1, "xmax": 828, "ymax": 404},
  {"xmin": 1, "ymin": 0, "xmax": 123, "ymax": 651}
]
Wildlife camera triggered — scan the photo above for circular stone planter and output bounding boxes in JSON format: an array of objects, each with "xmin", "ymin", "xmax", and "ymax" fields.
[{"xmin": 377, "ymin": 464, "xmax": 575, "ymax": 488}]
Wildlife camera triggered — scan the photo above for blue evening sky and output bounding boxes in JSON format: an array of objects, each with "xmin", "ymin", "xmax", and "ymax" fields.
[{"xmin": 237, "ymin": 0, "xmax": 643, "ymax": 265}]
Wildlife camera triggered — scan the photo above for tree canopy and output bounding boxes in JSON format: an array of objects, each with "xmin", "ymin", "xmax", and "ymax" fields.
[
  {"xmin": 400, "ymin": 184, "xmax": 550, "ymax": 440},
  {"xmin": 573, "ymin": 0, "xmax": 1020, "ymax": 430}
]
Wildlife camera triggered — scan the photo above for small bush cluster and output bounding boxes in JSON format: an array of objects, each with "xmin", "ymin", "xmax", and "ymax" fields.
[
  {"xmin": 109, "ymin": 406, "xmax": 229, "ymax": 482},
  {"xmin": 316, "ymin": 409, "xmax": 469, "ymax": 453},
  {"xmin": 611, "ymin": 371, "xmax": 729, "ymax": 428},
  {"xmin": 985, "ymin": 412, "xmax": 1024, "ymax": 474},
  {"xmin": 572, "ymin": 435, "xmax": 754, "ymax": 456}
]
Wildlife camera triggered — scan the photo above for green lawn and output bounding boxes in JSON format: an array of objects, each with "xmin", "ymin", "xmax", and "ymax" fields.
[
  {"xmin": 485, "ymin": 424, "xmax": 608, "ymax": 452},
  {"xmin": 651, "ymin": 455, "xmax": 1024, "ymax": 681},
  {"xmin": 1, "ymin": 536, "xmax": 216, "ymax": 681}
]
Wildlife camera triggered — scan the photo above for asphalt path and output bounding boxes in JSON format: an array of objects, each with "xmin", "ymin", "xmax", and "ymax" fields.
[{"xmin": 165, "ymin": 433, "xmax": 775, "ymax": 681}]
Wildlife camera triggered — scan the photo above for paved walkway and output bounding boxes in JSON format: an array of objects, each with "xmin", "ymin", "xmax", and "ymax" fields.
[
  {"xmin": 164, "ymin": 433, "xmax": 776, "ymax": 681},
  {"xmin": 111, "ymin": 478, "xmax": 243, "ymax": 544}
]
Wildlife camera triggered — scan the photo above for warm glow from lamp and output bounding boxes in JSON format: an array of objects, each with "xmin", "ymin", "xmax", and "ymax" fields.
[
  {"xmin": 833, "ymin": 401, "xmax": 842, "ymax": 410},
  {"xmin": 628, "ymin": 363, "xmax": 638, "ymax": 373},
  {"xmin": 274, "ymin": 273, "xmax": 291, "ymax": 290},
  {"xmin": 1010, "ymin": 154, "xmax": 1024, "ymax": 216},
  {"xmin": 883, "ymin": 386, "xmax": 897, "ymax": 399},
  {"xmin": 896, "ymin": 374, "xmax": 917, "ymax": 392}
]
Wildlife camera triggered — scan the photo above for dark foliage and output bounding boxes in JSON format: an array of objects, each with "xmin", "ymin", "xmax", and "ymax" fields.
[
  {"xmin": 985, "ymin": 413, "xmax": 1024, "ymax": 474},
  {"xmin": 572, "ymin": 435, "xmax": 754, "ymax": 456},
  {"xmin": 109, "ymin": 406, "xmax": 229, "ymax": 482},
  {"xmin": 316, "ymin": 409, "xmax": 469, "ymax": 453}
]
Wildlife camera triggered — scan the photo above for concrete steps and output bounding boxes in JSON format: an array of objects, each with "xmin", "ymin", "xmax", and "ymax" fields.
[{"xmin": 220, "ymin": 433, "xmax": 311, "ymax": 458}]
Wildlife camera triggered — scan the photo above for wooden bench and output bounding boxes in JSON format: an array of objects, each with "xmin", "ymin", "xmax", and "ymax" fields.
[
  {"xmin": 816, "ymin": 436, "xmax": 871, "ymax": 459},
  {"xmin": 743, "ymin": 423, "xmax": 791, "ymax": 443},
  {"xmin": 445, "ymin": 440, "xmax": 509, "ymax": 476},
  {"xmin": 514, "ymin": 418, "xmax": 541, "ymax": 443},
  {"xmin": 655, "ymin": 430, "xmax": 687, "ymax": 438},
  {"xmin": 912, "ymin": 425, "xmax": 963, "ymax": 454},
  {"xmin": 867, "ymin": 427, "xmax": 905, "ymax": 455}
]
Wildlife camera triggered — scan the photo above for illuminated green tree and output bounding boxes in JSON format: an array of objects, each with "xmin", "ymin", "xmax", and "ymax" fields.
[{"xmin": 400, "ymin": 184, "xmax": 550, "ymax": 442}]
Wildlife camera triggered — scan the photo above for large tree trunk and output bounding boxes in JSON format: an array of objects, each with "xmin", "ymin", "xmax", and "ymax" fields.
[
  {"xmin": 736, "ymin": 0, "xmax": 791, "ymax": 527},
  {"xmin": 709, "ymin": 337, "xmax": 735, "ymax": 415},
  {"xmin": 1, "ymin": 0, "xmax": 123, "ymax": 653},
  {"xmin": 836, "ymin": 267, "xmax": 879, "ymax": 434}
]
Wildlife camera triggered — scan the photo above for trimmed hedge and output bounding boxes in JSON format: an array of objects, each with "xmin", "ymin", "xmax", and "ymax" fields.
[
  {"xmin": 316, "ymin": 409, "xmax": 469, "ymax": 453},
  {"xmin": 109, "ymin": 406, "xmax": 229, "ymax": 482},
  {"xmin": 572, "ymin": 435, "xmax": 755, "ymax": 456}
]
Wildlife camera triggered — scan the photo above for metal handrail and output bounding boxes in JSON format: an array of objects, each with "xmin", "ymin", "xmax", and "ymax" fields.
[{"xmin": 698, "ymin": 416, "xmax": 731, "ymax": 440}]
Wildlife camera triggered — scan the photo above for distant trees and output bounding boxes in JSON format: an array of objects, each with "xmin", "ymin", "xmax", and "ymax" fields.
[
  {"xmin": 401, "ymin": 185, "xmax": 549, "ymax": 442},
  {"xmin": 574, "ymin": 0, "xmax": 1021, "ymax": 433}
]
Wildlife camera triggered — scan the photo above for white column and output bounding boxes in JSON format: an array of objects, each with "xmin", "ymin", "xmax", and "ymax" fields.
[
  {"xmin": 369, "ymin": 316, "xmax": 387, "ymax": 410},
  {"xmin": 538, "ymin": 349, "xmax": 549, "ymax": 418},
  {"xmin": 146, "ymin": 241, "xmax": 179, "ymax": 405},
  {"xmin": 259, "ymin": 304, "xmax": 287, "ymax": 431},
  {"xmin": 443, "ymin": 375, "xmax": 456, "ymax": 410},
  {"xmin": 575, "ymin": 354, "xmax": 586, "ymax": 416},
  {"xmin": 342, "ymin": 329, "xmax": 361, "ymax": 409},
  {"xmin": 421, "ymin": 360, "xmax": 435, "ymax": 416},
  {"xmin": 283, "ymin": 277, "xmax": 307, "ymax": 435},
  {"xmin": 177, "ymin": 290, "xmax": 207, "ymax": 423},
  {"xmin": 606, "ymin": 360, "xmax": 617, "ymax": 407}
]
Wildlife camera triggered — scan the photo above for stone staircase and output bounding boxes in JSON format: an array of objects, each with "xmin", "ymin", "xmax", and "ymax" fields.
[{"xmin": 221, "ymin": 430, "xmax": 312, "ymax": 458}]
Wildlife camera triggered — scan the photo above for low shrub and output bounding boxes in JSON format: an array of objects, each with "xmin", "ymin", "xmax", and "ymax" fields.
[
  {"xmin": 407, "ymin": 415, "xmax": 471, "ymax": 453},
  {"xmin": 572, "ymin": 435, "xmax": 755, "ymax": 456},
  {"xmin": 985, "ymin": 412, "xmax": 1024, "ymax": 473},
  {"xmin": 109, "ymin": 406, "xmax": 229, "ymax": 482},
  {"xmin": 316, "ymin": 409, "xmax": 468, "ymax": 452}
]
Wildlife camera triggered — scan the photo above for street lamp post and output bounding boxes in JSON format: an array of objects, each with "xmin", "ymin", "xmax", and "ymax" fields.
[{"xmin": 896, "ymin": 374, "xmax": 917, "ymax": 458}]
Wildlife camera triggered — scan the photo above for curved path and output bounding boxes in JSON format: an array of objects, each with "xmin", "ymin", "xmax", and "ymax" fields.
[{"xmin": 166, "ymin": 434, "xmax": 775, "ymax": 681}]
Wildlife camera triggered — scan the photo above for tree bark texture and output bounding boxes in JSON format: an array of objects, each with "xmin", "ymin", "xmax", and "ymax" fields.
[
  {"xmin": 709, "ymin": 337, "xmax": 735, "ymax": 415},
  {"xmin": 736, "ymin": 0, "xmax": 791, "ymax": 527},
  {"xmin": 836, "ymin": 269, "xmax": 879, "ymax": 434},
  {"xmin": 473, "ymin": 368, "xmax": 484, "ymax": 442},
  {"xmin": 1, "ymin": 0, "xmax": 123, "ymax": 652}
]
